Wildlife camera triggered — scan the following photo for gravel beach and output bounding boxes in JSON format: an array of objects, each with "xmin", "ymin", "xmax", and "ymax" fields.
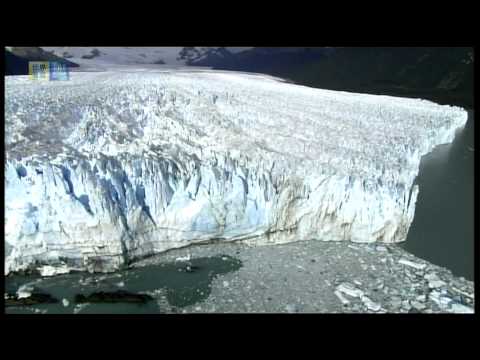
[
  {"xmin": 5, "ymin": 239, "xmax": 474, "ymax": 314},
  {"xmin": 132, "ymin": 239, "xmax": 475, "ymax": 314}
]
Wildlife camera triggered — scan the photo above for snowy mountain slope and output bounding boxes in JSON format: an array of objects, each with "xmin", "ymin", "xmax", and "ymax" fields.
[
  {"xmin": 40, "ymin": 47, "xmax": 252, "ymax": 69},
  {"xmin": 4, "ymin": 67, "xmax": 467, "ymax": 274}
]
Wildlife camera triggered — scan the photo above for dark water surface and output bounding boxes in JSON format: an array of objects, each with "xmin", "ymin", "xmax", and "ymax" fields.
[
  {"xmin": 401, "ymin": 110, "xmax": 474, "ymax": 280},
  {"xmin": 5, "ymin": 255, "xmax": 242, "ymax": 314}
]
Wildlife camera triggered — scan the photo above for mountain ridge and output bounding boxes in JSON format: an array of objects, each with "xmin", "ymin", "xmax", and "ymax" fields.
[{"xmin": 5, "ymin": 47, "xmax": 473, "ymax": 107}]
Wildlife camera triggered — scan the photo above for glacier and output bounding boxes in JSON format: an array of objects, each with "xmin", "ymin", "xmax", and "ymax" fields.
[{"xmin": 4, "ymin": 68, "xmax": 468, "ymax": 274}]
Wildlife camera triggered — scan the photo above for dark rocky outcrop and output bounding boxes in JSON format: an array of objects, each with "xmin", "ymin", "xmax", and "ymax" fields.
[
  {"xmin": 5, "ymin": 47, "xmax": 79, "ymax": 75},
  {"xmin": 74, "ymin": 290, "xmax": 153, "ymax": 304},
  {"xmin": 5, "ymin": 292, "xmax": 59, "ymax": 306}
]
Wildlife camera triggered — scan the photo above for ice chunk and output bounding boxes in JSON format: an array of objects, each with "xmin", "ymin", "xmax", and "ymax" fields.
[
  {"xmin": 17, "ymin": 284, "xmax": 34, "ymax": 299},
  {"xmin": 428, "ymin": 280, "xmax": 447, "ymax": 289},
  {"xmin": 175, "ymin": 254, "xmax": 191, "ymax": 262},
  {"xmin": 336, "ymin": 282, "xmax": 364, "ymax": 298},
  {"xmin": 398, "ymin": 258, "xmax": 427, "ymax": 270},
  {"xmin": 449, "ymin": 303, "xmax": 474, "ymax": 314},
  {"xmin": 39, "ymin": 265, "xmax": 70, "ymax": 277},
  {"xmin": 360, "ymin": 295, "xmax": 381, "ymax": 312},
  {"xmin": 334, "ymin": 290, "xmax": 350, "ymax": 305}
]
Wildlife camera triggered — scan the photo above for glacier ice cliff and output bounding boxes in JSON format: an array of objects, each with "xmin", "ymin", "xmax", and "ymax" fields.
[{"xmin": 4, "ymin": 68, "xmax": 468, "ymax": 274}]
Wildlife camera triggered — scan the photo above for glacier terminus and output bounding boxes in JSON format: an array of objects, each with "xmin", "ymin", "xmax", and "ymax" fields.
[{"xmin": 4, "ymin": 67, "xmax": 468, "ymax": 275}]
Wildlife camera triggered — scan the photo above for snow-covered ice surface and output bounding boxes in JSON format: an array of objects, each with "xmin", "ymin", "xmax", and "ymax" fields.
[{"xmin": 4, "ymin": 67, "xmax": 468, "ymax": 275}]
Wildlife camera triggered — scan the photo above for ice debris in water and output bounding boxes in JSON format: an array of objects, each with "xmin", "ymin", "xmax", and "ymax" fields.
[{"xmin": 398, "ymin": 258, "xmax": 427, "ymax": 270}]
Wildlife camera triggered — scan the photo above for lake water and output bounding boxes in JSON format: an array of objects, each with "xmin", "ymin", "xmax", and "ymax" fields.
[
  {"xmin": 5, "ymin": 255, "xmax": 242, "ymax": 314},
  {"xmin": 401, "ymin": 110, "xmax": 474, "ymax": 280}
]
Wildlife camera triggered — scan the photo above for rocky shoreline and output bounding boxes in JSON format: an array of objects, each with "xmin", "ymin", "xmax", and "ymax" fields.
[
  {"xmin": 132, "ymin": 239, "xmax": 474, "ymax": 314},
  {"xmin": 5, "ymin": 239, "xmax": 474, "ymax": 314}
]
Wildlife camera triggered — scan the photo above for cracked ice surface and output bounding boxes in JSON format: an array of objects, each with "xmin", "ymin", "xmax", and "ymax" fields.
[{"xmin": 4, "ymin": 68, "xmax": 468, "ymax": 274}]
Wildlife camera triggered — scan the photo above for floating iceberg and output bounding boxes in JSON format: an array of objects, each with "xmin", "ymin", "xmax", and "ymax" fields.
[{"xmin": 4, "ymin": 69, "xmax": 468, "ymax": 274}]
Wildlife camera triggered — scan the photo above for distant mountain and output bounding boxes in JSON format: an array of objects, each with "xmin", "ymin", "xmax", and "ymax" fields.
[
  {"xmin": 178, "ymin": 47, "xmax": 238, "ymax": 66},
  {"xmin": 9, "ymin": 47, "xmax": 472, "ymax": 107},
  {"xmin": 39, "ymin": 47, "xmax": 252, "ymax": 67},
  {"xmin": 278, "ymin": 47, "xmax": 473, "ymax": 107},
  {"xmin": 5, "ymin": 50, "xmax": 30, "ymax": 75},
  {"xmin": 5, "ymin": 47, "xmax": 79, "ymax": 75},
  {"xmin": 194, "ymin": 47, "xmax": 473, "ymax": 108},
  {"xmin": 190, "ymin": 47, "xmax": 333, "ymax": 71}
]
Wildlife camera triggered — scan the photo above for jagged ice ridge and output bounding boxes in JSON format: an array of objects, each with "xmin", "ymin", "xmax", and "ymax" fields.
[{"xmin": 4, "ymin": 69, "xmax": 468, "ymax": 274}]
